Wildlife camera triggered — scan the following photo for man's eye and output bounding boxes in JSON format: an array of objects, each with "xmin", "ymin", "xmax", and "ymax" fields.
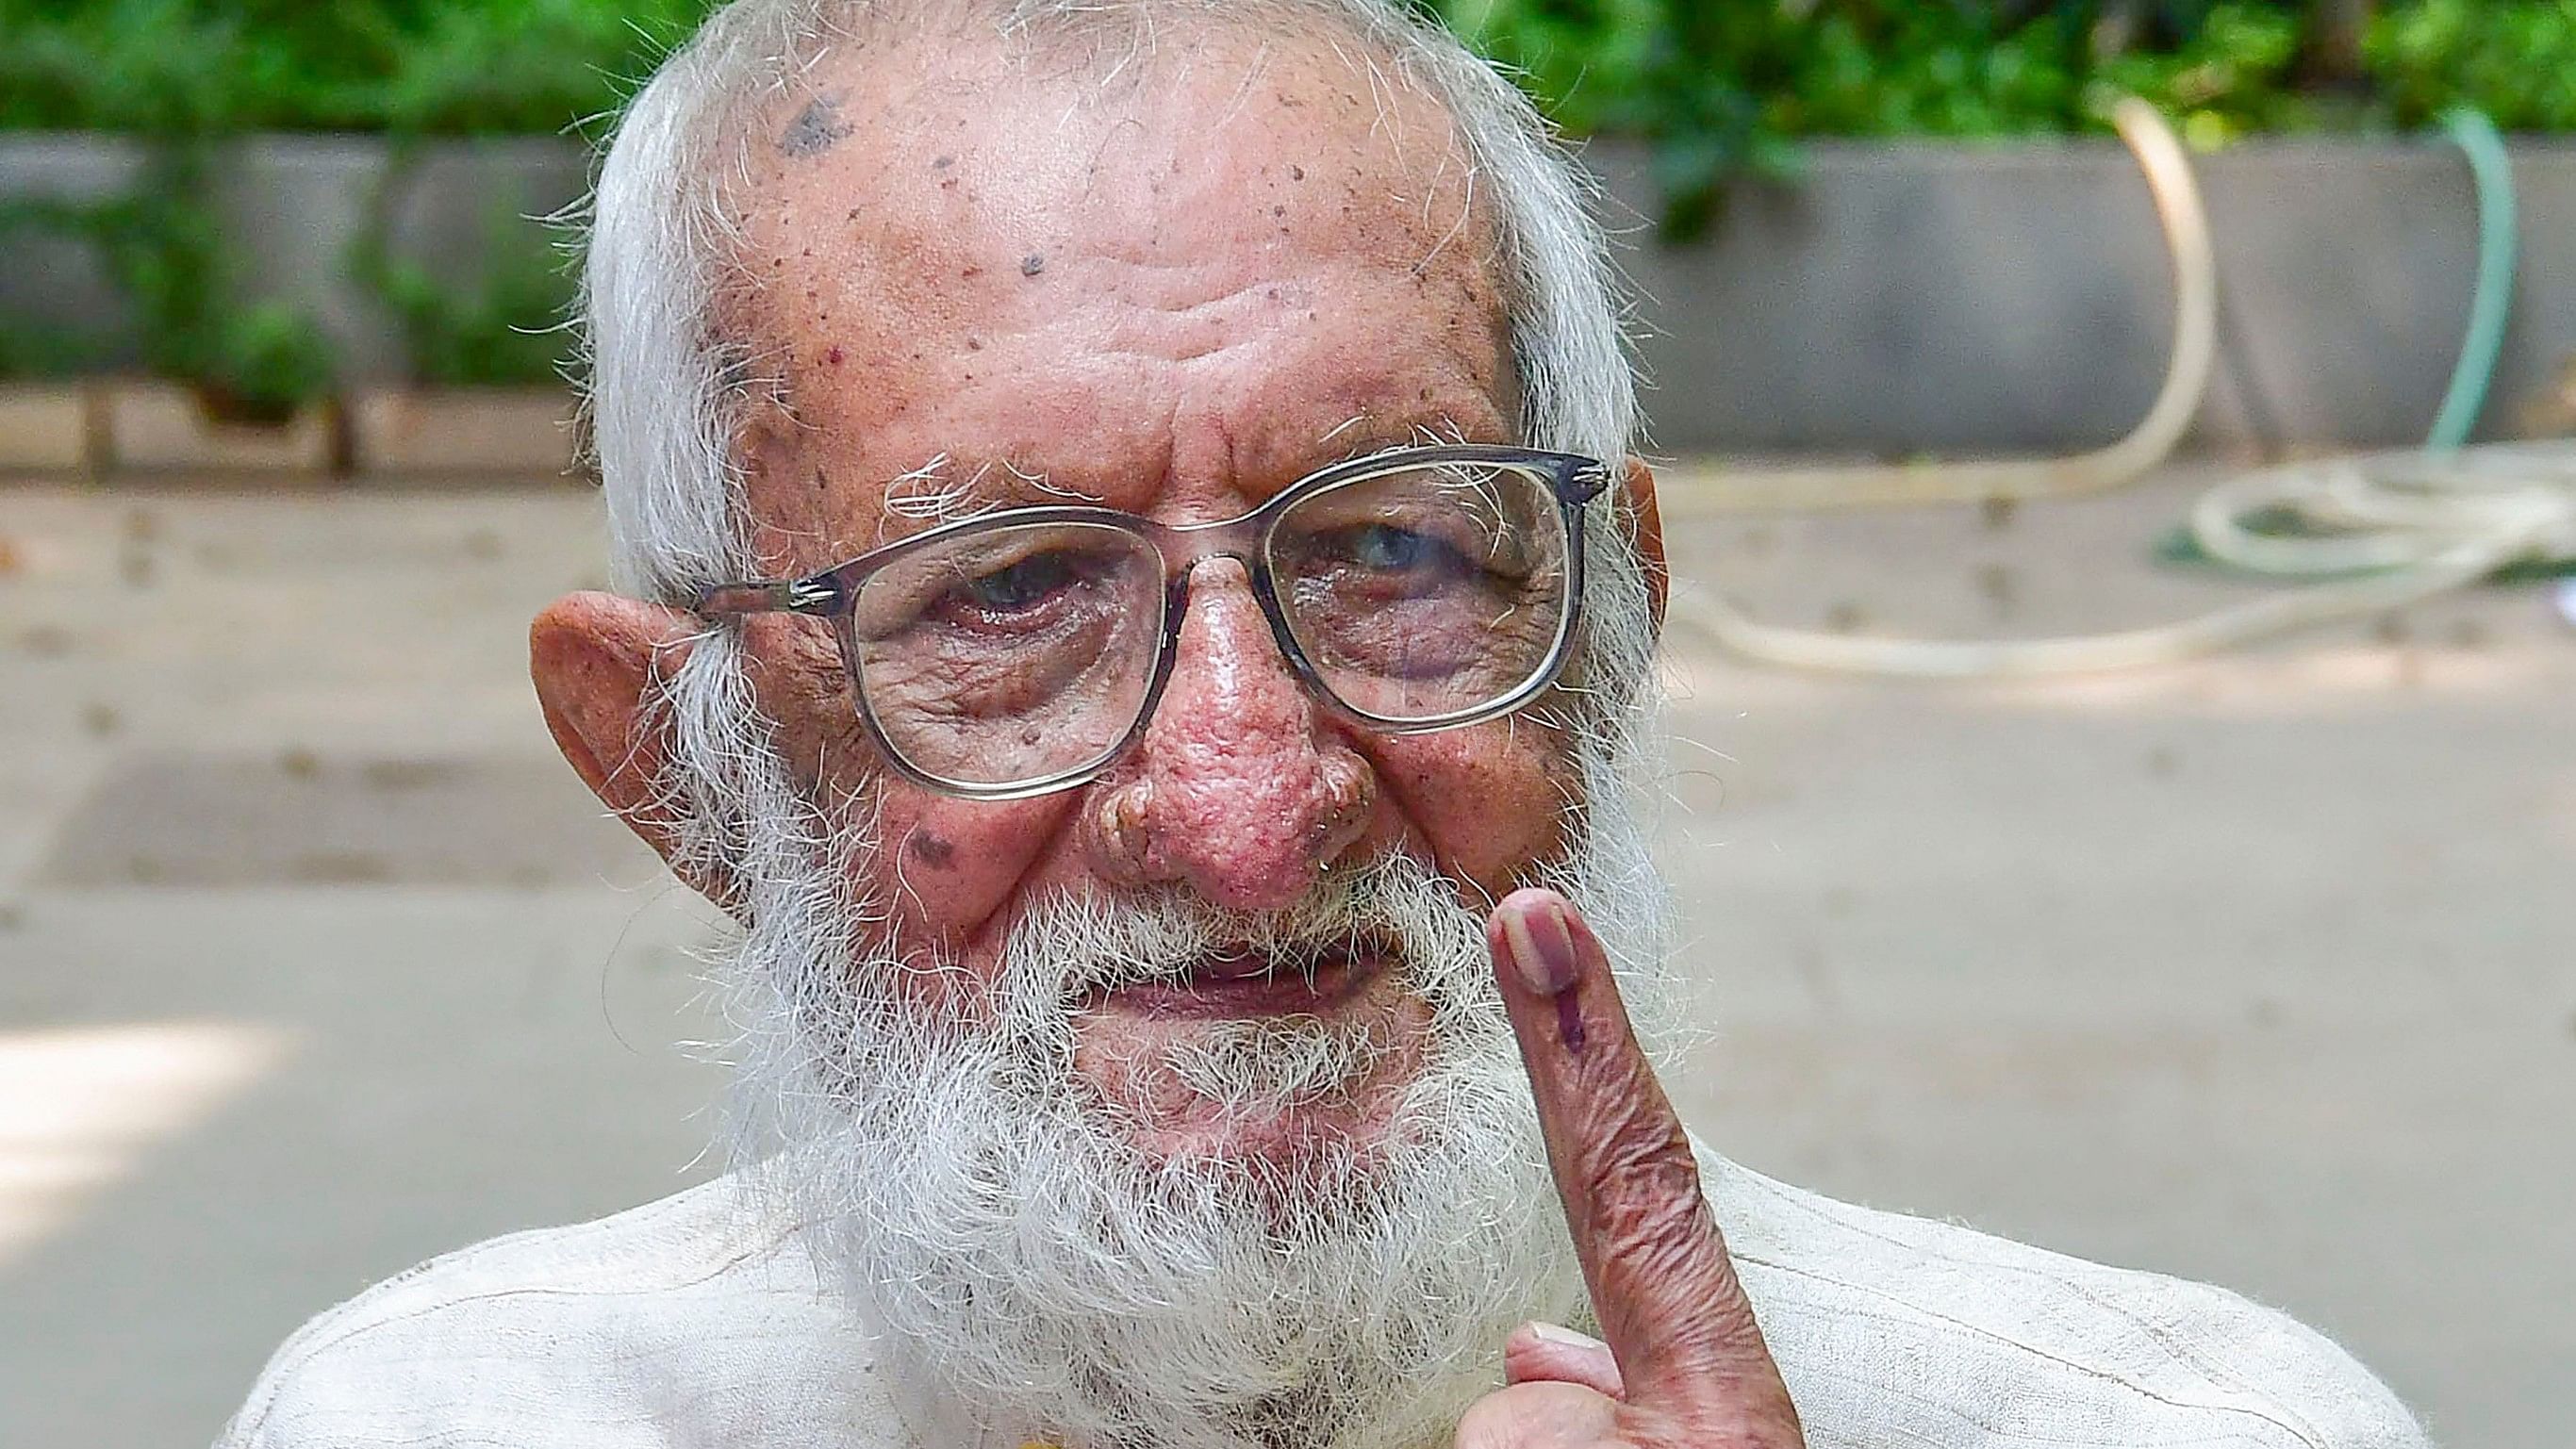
[
  {"xmin": 960, "ymin": 552, "xmax": 1082, "ymax": 613},
  {"xmin": 1329, "ymin": 524, "xmax": 1463, "ymax": 575}
]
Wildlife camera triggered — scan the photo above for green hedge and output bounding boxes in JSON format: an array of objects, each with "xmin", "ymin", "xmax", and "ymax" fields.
[
  {"xmin": 8, "ymin": 2, "xmax": 2572, "ymax": 246},
  {"xmin": 1445, "ymin": 0, "xmax": 2576, "ymax": 235},
  {"xmin": 0, "ymin": 0, "xmax": 710, "ymax": 135},
  {"xmin": 6, "ymin": 1, "xmax": 2574, "ymax": 393},
  {"xmin": 7, "ymin": 2, "xmax": 2573, "ymax": 141}
]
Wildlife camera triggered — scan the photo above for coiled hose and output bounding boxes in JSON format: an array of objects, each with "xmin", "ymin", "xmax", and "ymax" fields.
[{"xmin": 1671, "ymin": 105, "xmax": 2576, "ymax": 680}]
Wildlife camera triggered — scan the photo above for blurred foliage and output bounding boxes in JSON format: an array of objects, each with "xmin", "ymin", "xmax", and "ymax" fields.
[
  {"xmin": 1425, "ymin": 0, "xmax": 2521, "ymax": 236},
  {"xmin": 0, "ymin": 0, "xmax": 710, "ymax": 134},
  {"xmin": 354, "ymin": 219, "xmax": 575, "ymax": 389},
  {"xmin": 0, "ymin": 0, "xmax": 660, "ymax": 390},
  {"xmin": 0, "ymin": 332, "xmax": 73, "ymax": 382},
  {"xmin": 2, "ymin": 2, "xmax": 2568, "ymax": 144},
  {"xmin": 2367, "ymin": 0, "xmax": 2576, "ymax": 128},
  {"xmin": 0, "ymin": 147, "xmax": 334, "ymax": 408},
  {"xmin": 4, "ymin": 0, "xmax": 2575, "ymax": 390},
  {"xmin": 349, "ymin": 154, "xmax": 577, "ymax": 387},
  {"xmin": 0, "ymin": 299, "xmax": 103, "ymax": 381}
]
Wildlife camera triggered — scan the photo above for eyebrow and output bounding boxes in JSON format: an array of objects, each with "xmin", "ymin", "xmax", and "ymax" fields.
[
  {"xmin": 1318, "ymin": 414, "xmax": 1369, "ymax": 448},
  {"xmin": 1315, "ymin": 413, "xmax": 1487, "ymax": 469},
  {"xmin": 878, "ymin": 453, "xmax": 1105, "ymax": 531}
]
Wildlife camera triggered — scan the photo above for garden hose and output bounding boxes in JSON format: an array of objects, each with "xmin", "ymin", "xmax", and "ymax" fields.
[
  {"xmin": 2424, "ymin": 107, "xmax": 2516, "ymax": 453},
  {"xmin": 1658, "ymin": 96, "xmax": 2217, "ymax": 517},
  {"xmin": 2185, "ymin": 107, "xmax": 2524, "ymax": 582},
  {"xmin": 1669, "ymin": 107, "xmax": 2576, "ymax": 681}
]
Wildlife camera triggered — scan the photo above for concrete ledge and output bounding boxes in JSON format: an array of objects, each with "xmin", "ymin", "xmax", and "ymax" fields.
[
  {"xmin": 102, "ymin": 382, "xmax": 335, "ymax": 474},
  {"xmin": 350, "ymin": 388, "xmax": 582, "ymax": 479},
  {"xmin": 0, "ymin": 386, "xmax": 91, "ymax": 473},
  {"xmin": 0, "ymin": 379, "xmax": 592, "ymax": 481}
]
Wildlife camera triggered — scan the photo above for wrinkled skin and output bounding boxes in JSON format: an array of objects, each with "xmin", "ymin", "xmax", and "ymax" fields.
[
  {"xmin": 544, "ymin": 30, "xmax": 1582, "ymax": 1161},
  {"xmin": 533, "ymin": 24, "xmax": 1801, "ymax": 1449}
]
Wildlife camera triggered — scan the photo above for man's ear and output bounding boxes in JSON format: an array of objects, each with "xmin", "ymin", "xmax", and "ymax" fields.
[
  {"xmin": 530, "ymin": 591, "xmax": 734, "ymax": 906},
  {"xmin": 1618, "ymin": 455, "xmax": 1667, "ymax": 636}
]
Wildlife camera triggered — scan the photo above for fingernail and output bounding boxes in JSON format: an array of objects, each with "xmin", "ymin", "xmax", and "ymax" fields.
[
  {"xmin": 1503, "ymin": 896, "xmax": 1580, "ymax": 996},
  {"xmin": 1525, "ymin": 1321, "xmax": 1606, "ymax": 1352}
]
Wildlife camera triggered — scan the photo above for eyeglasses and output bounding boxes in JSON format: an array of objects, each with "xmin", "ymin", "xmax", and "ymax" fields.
[{"xmin": 696, "ymin": 443, "xmax": 1611, "ymax": 799}]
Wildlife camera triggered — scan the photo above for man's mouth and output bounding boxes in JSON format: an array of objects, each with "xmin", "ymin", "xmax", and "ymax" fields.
[{"xmin": 1093, "ymin": 941, "xmax": 1387, "ymax": 1018}]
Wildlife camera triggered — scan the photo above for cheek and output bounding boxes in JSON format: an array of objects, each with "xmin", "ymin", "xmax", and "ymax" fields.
[
  {"xmin": 871, "ymin": 792, "xmax": 1079, "ymax": 953},
  {"xmin": 1362, "ymin": 717, "xmax": 1575, "ymax": 899},
  {"xmin": 738, "ymin": 617, "xmax": 1077, "ymax": 961},
  {"xmin": 740, "ymin": 615, "xmax": 863, "ymax": 771}
]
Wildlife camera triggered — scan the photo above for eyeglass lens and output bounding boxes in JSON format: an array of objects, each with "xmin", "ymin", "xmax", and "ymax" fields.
[{"xmin": 844, "ymin": 460, "xmax": 1571, "ymax": 790}]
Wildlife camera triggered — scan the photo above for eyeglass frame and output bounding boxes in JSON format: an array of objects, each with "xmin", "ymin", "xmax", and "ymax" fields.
[{"xmin": 694, "ymin": 442, "xmax": 1614, "ymax": 801}]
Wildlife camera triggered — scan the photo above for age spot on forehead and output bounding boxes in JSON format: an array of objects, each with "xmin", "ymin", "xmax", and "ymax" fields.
[
  {"xmin": 779, "ymin": 93, "xmax": 854, "ymax": 157},
  {"xmin": 726, "ymin": 25, "xmax": 1512, "ymax": 559}
]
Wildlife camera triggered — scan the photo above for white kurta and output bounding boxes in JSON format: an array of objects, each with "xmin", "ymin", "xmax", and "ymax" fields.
[{"xmin": 218, "ymin": 1144, "xmax": 2428, "ymax": 1448}]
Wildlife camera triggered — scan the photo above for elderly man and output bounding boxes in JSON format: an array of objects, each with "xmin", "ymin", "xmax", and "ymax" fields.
[{"xmin": 223, "ymin": 2, "xmax": 2424, "ymax": 1446}]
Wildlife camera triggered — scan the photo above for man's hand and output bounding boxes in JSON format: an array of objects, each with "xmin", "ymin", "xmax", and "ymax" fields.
[{"xmin": 1463, "ymin": 888, "xmax": 1806, "ymax": 1449}]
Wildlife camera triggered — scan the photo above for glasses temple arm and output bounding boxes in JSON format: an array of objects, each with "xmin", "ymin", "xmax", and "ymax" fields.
[{"xmin": 693, "ymin": 577, "xmax": 845, "ymax": 617}]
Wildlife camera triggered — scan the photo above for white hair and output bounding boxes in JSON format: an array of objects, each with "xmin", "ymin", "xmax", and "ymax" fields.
[
  {"xmin": 720, "ymin": 815, "xmax": 1668, "ymax": 1449},
  {"xmin": 579, "ymin": 0, "xmax": 1657, "ymax": 747},
  {"xmin": 575, "ymin": 10, "xmax": 1686, "ymax": 1445}
]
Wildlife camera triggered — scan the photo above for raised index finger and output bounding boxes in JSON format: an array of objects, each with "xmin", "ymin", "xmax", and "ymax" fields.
[{"xmin": 1487, "ymin": 887, "xmax": 1785, "ymax": 1408}]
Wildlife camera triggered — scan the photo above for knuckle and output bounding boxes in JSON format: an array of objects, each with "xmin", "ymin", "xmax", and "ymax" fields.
[
  {"xmin": 1575, "ymin": 1086, "xmax": 1704, "ymax": 1239},
  {"xmin": 1650, "ymin": 1287, "xmax": 1780, "ymax": 1386},
  {"xmin": 1587, "ymin": 1159, "xmax": 1712, "ymax": 1253}
]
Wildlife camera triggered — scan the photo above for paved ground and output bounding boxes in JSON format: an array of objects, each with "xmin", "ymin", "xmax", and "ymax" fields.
[{"xmin": 0, "ymin": 468, "xmax": 2568, "ymax": 1447}]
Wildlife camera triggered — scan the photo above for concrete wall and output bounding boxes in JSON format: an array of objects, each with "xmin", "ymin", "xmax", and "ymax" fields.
[
  {"xmin": 0, "ymin": 135, "xmax": 587, "ymax": 382},
  {"xmin": 1591, "ymin": 136, "xmax": 2576, "ymax": 453},
  {"xmin": 0, "ymin": 135, "xmax": 145, "ymax": 365},
  {"xmin": 10, "ymin": 132, "xmax": 2576, "ymax": 453}
]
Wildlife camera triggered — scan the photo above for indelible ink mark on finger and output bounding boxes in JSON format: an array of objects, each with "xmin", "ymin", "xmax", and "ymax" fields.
[{"xmin": 1555, "ymin": 992, "xmax": 1586, "ymax": 1053}]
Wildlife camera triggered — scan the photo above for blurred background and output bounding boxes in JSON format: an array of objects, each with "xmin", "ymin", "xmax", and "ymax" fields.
[{"xmin": 2, "ymin": 3, "xmax": 2571, "ymax": 1446}]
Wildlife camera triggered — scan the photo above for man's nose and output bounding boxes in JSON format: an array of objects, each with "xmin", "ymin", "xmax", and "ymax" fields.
[{"xmin": 1082, "ymin": 561, "xmax": 1375, "ymax": 913}]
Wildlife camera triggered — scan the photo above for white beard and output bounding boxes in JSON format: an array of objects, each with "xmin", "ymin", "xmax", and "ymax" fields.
[{"xmin": 671, "ymin": 636, "xmax": 1675, "ymax": 1449}]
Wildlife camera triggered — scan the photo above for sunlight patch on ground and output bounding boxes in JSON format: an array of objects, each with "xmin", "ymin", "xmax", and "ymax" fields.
[{"xmin": 0, "ymin": 1021, "xmax": 292, "ymax": 1269}]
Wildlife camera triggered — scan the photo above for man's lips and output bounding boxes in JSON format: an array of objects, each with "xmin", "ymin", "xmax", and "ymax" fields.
[{"xmin": 1092, "ymin": 944, "xmax": 1385, "ymax": 1018}]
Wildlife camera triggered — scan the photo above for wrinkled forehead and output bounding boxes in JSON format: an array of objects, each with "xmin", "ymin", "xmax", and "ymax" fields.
[{"xmin": 717, "ymin": 19, "xmax": 1514, "ymax": 564}]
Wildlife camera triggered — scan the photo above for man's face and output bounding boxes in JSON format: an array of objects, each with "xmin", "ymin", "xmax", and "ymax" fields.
[{"xmin": 702, "ymin": 32, "xmax": 1580, "ymax": 1167}]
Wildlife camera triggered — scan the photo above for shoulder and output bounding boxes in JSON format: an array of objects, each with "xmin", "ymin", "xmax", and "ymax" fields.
[
  {"xmin": 1697, "ymin": 1149, "xmax": 2428, "ymax": 1449},
  {"xmin": 216, "ymin": 1175, "xmax": 888, "ymax": 1449}
]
